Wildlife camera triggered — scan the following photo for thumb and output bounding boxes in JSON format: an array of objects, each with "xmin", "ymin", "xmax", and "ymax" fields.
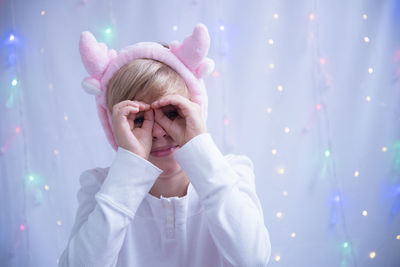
[{"xmin": 141, "ymin": 109, "xmax": 154, "ymax": 132}]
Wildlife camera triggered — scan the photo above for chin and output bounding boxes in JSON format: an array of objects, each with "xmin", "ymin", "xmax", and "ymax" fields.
[{"xmin": 149, "ymin": 154, "xmax": 182, "ymax": 175}]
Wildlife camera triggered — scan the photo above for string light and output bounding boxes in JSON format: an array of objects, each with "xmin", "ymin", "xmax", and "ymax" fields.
[
  {"xmin": 64, "ymin": 114, "xmax": 68, "ymax": 121},
  {"xmin": 368, "ymin": 67, "xmax": 373, "ymax": 74},
  {"xmin": 271, "ymin": 149, "xmax": 277, "ymax": 155},
  {"xmin": 273, "ymin": 13, "xmax": 279, "ymax": 19},
  {"xmin": 274, "ymin": 255, "xmax": 281, "ymax": 262},
  {"xmin": 219, "ymin": 25, "xmax": 225, "ymax": 31},
  {"xmin": 41, "ymin": 10, "xmax": 46, "ymax": 15},
  {"xmin": 278, "ymin": 168, "xmax": 285, "ymax": 175},
  {"xmin": 20, "ymin": 224, "xmax": 25, "ymax": 231},
  {"xmin": 212, "ymin": 71, "xmax": 219, "ymax": 78},
  {"xmin": 369, "ymin": 251, "xmax": 376, "ymax": 259},
  {"xmin": 334, "ymin": 195, "xmax": 341, "ymax": 203},
  {"xmin": 291, "ymin": 232, "xmax": 296, "ymax": 238},
  {"xmin": 320, "ymin": 58, "xmax": 326, "ymax": 65},
  {"xmin": 44, "ymin": 185, "xmax": 50, "ymax": 191},
  {"xmin": 276, "ymin": 212, "xmax": 283, "ymax": 218},
  {"xmin": 343, "ymin": 242, "xmax": 349, "ymax": 248},
  {"xmin": 363, "ymin": 14, "xmax": 368, "ymax": 20},
  {"xmin": 269, "ymin": 63, "xmax": 275, "ymax": 69},
  {"xmin": 325, "ymin": 150, "xmax": 331, "ymax": 157},
  {"xmin": 267, "ymin": 107, "xmax": 272, "ymax": 113},
  {"xmin": 366, "ymin": 96, "xmax": 371, "ymax": 102},
  {"xmin": 382, "ymin": 147, "xmax": 388, "ymax": 152},
  {"xmin": 316, "ymin": 104, "xmax": 322, "ymax": 110},
  {"xmin": 396, "ymin": 235, "xmax": 400, "ymax": 240},
  {"xmin": 282, "ymin": 191, "xmax": 288, "ymax": 197},
  {"xmin": 362, "ymin": 210, "xmax": 368, "ymax": 216},
  {"xmin": 309, "ymin": 13, "xmax": 315, "ymax": 21},
  {"xmin": 15, "ymin": 127, "xmax": 20, "ymax": 133},
  {"xmin": 105, "ymin": 28, "xmax": 112, "ymax": 35},
  {"xmin": 172, "ymin": 25, "xmax": 178, "ymax": 31},
  {"xmin": 54, "ymin": 149, "xmax": 59, "ymax": 155},
  {"xmin": 277, "ymin": 85, "xmax": 283, "ymax": 91},
  {"xmin": 223, "ymin": 118, "xmax": 229, "ymax": 125},
  {"xmin": 57, "ymin": 220, "xmax": 62, "ymax": 226},
  {"xmin": 284, "ymin": 127, "xmax": 290, "ymax": 133},
  {"xmin": 11, "ymin": 79, "xmax": 18, "ymax": 86},
  {"xmin": 268, "ymin": 39, "xmax": 274, "ymax": 45},
  {"xmin": 9, "ymin": 34, "xmax": 15, "ymax": 41},
  {"xmin": 29, "ymin": 175, "xmax": 35, "ymax": 182},
  {"xmin": 354, "ymin": 171, "xmax": 359, "ymax": 177},
  {"xmin": 364, "ymin": 36, "xmax": 370, "ymax": 43}
]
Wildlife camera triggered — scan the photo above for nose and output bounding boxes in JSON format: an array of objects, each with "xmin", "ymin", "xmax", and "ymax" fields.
[{"xmin": 152, "ymin": 121, "xmax": 167, "ymax": 139}]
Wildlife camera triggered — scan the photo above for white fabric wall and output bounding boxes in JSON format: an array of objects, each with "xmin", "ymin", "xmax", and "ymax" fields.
[{"xmin": 1, "ymin": 0, "xmax": 399, "ymax": 266}]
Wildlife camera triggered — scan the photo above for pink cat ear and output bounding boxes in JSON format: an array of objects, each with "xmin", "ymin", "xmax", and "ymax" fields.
[
  {"xmin": 170, "ymin": 24, "xmax": 211, "ymax": 72},
  {"xmin": 79, "ymin": 31, "xmax": 115, "ymax": 78}
]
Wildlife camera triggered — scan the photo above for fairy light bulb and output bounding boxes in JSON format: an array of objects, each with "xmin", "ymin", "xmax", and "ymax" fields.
[
  {"xmin": 44, "ymin": 185, "xmax": 50, "ymax": 191},
  {"xmin": 368, "ymin": 67, "xmax": 373, "ymax": 74},
  {"xmin": 269, "ymin": 63, "xmax": 275, "ymax": 69},
  {"xmin": 20, "ymin": 224, "xmax": 25, "ymax": 231},
  {"xmin": 277, "ymin": 85, "xmax": 283, "ymax": 91},
  {"xmin": 268, "ymin": 39, "xmax": 274, "ymax": 45},
  {"xmin": 267, "ymin": 107, "xmax": 272, "ymax": 113},
  {"xmin": 172, "ymin": 25, "xmax": 178, "ymax": 31},
  {"xmin": 362, "ymin": 210, "xmax": 368, "ymax": 216},
  {"xmin": 11, "ymin": 79, "xmax": 18, "ymax": 86},
  {"xmin": 271, "ymin": 149, "xmax": 277, "ymax": 155},
  {"xmin": 343, "ymin": 242, "xmax": 349, "ymax": 248},
  {"xmin": 274, "ymin": 255, "xmax": 281, "ymax": 262},
  {"xmin": 41, "ymin": 10, "xmax": 46, "ymax": 15},
  {"xmin": 284, "ymin": 127, "xmax": 290, "ymax": 133},
  {"xmin": 15, "ymin": 127, "xmax": 20, "ymax": 133},
  {"xmin": 363, "ymin": 14, "xmax": 367, "ymax": 20},
  {"xmin": 9, "ymin": 34, "xmax": 15, "ymax": 41},
  {"xmin": 212, "ymin": 71, "xmax": 219, "ymax": 77},
  {"xmin": 320, "ymin": 58, "xmax": 326, "ymax": 65},
  {"xmin": 282, "ymin": 191, "xmax": 288, "ymax": 196},
  {"xmin": 105, "ymin": 28, "xmax": 112, "ymax": 35},
  {"xmin": 366, "ymin": 96, "xmax": 372, "ymax": 102},
  {"xmin": 54, "ymin": 149, "xmax": 59, "ymax": 155},
  {"xmin": 278, "ymin": 168, "xmax": 285, "ymax": 175},
  {"xmin": 57, "ymin": 220, "xmax": 62, "ymax": 226},
  {"xmin": 396, "ymin": 235, "xmax": 400, "ymax": 240},
  {"xmin": 382, "ymin": 147, "xmax": 388, "ymax": 152},
  {"xmin": 273, "ymin": 13, "xmax": 279, "ymax": 19},
  {"xmin": 325, "ymin": 150, "xmax": 331, "ymax": 157},
  {"xmin": 291, "ymin": 232, "xmax": 296, "ymax": 238},
  {"xmin": 276, "ymin": 212, "xmax": 283, "ymax": 218},
  {"xmin": 354, "ymin": 171, "xmax": 359, "ymax": 177},
  {"xmin": 64, "ymin": 114, "xmax": 68, "ymax": 121},
  {"xmin": 364, "ymin": 36, "xmax": 370, "ymax": 43},
  {"xmin": 369, "ymin": 251, "xmax": 376, "ymax": 259},
  {"xmin": 309, "ymin": 13, "xmax": 315, "ymax": 21},
  {"xmin": 219, "ymin": 25, "xmax": 225, "ymax": 31},
  {"xmin": 29, "ymin": 175, "xmax": 35, "ymax": 182}
]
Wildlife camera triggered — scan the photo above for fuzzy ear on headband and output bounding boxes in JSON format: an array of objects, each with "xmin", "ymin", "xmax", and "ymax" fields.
[{"xmin": 79, "ymin": 24, "xmax": 215, "ymax": 151}]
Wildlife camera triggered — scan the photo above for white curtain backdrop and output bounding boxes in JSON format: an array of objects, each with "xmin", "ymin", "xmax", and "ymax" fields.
[{"xmin": 1, "ymin": 0, "xmax": 399, "ymax": 266}]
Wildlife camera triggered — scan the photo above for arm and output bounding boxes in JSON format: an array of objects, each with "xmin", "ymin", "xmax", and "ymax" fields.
[
  {"xmin": 174, "ymin": 133, "xmax": 271, "ymax": 267},
  {"xmin": 58, "ymin": 147, "xmax": 162, "ymax": 267}
]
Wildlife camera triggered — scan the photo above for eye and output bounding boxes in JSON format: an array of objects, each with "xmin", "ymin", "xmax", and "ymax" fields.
[
  {"xmin": 165, "ymin": 110, "xmax": 179, "ymax": 120},
  {"xmin": 134, "ymin": 117, "xmax": 144, "ymax": 127}
]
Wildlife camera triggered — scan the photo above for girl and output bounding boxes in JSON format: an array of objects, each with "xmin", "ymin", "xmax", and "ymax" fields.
[{"xmin": 59, "ymin": 24, "xmax": 271, "ymax": 267}]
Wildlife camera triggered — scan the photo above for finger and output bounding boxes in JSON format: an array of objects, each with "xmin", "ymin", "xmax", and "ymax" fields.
[
  {"xmin": 151, "ymin": 95, "xmax": 191, "ymax": 117},
  {"xmin": 114, "ymin": 106, "xmax": 139, "ymax": 118},
  {"xmin": 154, "ymin": 108, "xmax": 174, "ymax": 133},
  {"xmin": 141, "ymin": 109, "xmax": 154, "ymax": 132}
]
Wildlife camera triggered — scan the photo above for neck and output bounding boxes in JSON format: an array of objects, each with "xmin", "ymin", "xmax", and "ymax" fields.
[{"xmin": 148, "ymin": 169, "xmax": 190, "ymax": 199}]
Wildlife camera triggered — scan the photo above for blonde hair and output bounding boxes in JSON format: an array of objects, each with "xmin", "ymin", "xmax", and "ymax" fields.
[{"xmin": 106, "ymin": 58, "xmax": 189, "ymax": 111}]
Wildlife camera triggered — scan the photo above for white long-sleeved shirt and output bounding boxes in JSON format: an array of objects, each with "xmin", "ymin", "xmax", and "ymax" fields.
[{"xmin": 58, "ymin": 133, "xmax": 271, "ymax": 267}]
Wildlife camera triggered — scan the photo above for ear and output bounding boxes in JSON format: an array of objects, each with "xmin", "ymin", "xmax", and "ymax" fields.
[
  {"xmin": 170, "ymin": 24, "xmax": 211, "ymax": 72},
  {"xmin": 79, "ymin": 31, "xmax": 115, "ymax": 78},
  {"xmin": 195, "ymin": 58, "xmax": 215, "ymax": 78},
  {"xmin": 82, "ymin": 77, "xmax": 101, "ymax": 95}
]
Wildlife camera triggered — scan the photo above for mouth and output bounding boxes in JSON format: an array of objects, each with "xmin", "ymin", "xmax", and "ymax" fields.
[{"xmin": 150, "ymin": 145, "xmax": 179, "ymax": 157}]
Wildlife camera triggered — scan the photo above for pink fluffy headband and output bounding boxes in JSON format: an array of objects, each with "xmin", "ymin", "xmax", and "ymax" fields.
[{"xmin": 79, "ymin": 24, "xmax": 215, "ymax": 151}]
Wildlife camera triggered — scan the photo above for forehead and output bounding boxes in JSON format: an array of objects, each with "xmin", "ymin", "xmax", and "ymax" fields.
[{"xmin": 139, "ymin": 91, "xmax": 189, "ymax": 105}]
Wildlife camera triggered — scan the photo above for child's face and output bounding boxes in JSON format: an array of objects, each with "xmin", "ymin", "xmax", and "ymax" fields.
[{"xmin": 139, "ymin": 93, "xmax": 187, "ymax": 175}]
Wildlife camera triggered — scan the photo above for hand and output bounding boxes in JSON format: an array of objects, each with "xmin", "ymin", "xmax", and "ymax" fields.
[
  {"xmin": 151, "ymin": 95, "xmax": 206, "ymax": 147},
  {"xmin": 111, "ymin": 100, "xmax": 154, "ymax": 159}
]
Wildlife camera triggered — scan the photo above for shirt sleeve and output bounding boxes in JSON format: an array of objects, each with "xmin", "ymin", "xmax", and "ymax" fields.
[
  {"xmin": 174, "ymin": 133, "xmax": 271, "ymax": 267},
  {"xmin": 58, "ymin": 147, "xmax": 163, "ymax": 267}
]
